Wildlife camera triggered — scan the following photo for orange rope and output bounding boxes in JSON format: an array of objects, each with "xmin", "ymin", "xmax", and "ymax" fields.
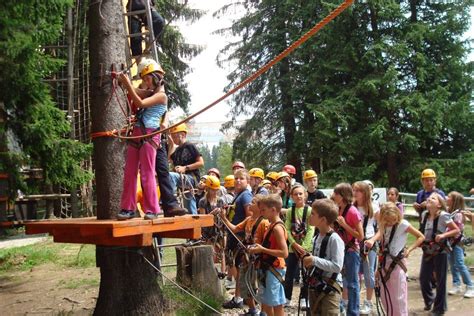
[{"xmin": 92, "ymin": 0, "xmax": 354, "ymax": 140}]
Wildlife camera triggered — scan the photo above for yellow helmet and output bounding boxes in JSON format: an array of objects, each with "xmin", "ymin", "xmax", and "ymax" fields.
[
  {"xmin": 421, "ymin": 168, "xmax": 436, "ymax": 179},
  {"xmin": 205, "ymin": 175, "xmax": 221, "ymax": 190},
  {"xmin": 170, "ymin": 123, "xmax": 188, "ymax": 134},
  {"xmin": 249, "ymin": 168, "xmax": 265, "ymax": 179},
  {"xmin": 303, "ymin": 170, "xmax": 318, "ymax": 180},
  {"xmin": 277, "ymin": 171, "xmax": 290, "ymax": 180},
  {"xmin": 224, "ymin": 175, "xmax": 235, "ymax": 188},
  {"xmin": 266, "ymin": 171, "xmax": 279, "ymax": 181},
  {"xmin": 138, "ymin": 58, "xmax": 165, "ymax": 78},
  {"xmin": 261, "ymin": 179, "xmax": 272, "ymax": 186}
]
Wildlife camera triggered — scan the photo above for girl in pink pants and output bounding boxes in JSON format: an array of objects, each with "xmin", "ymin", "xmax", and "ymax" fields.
[{"xmin": 365, "ymin": 203, "xmax": 425, "ymax": 316}]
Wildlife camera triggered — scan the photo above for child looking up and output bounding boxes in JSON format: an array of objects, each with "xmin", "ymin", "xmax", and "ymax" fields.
[
  {"xmin": 419, "ymin": 193, "xmax": 459, "ymax": 314},
  {"xmin": 249, "ymin": 194, "xmax": 288, "ymax": 316},
  {"xmin": 365, "ymin": 202, "xmax": 424, "ymax": 316},
  {"xmin": 303, "ymin": 198, "xmax": 344, "ymax": 316}
]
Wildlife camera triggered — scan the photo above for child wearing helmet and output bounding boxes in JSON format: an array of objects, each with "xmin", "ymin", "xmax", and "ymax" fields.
[
  {"xmin": 249, "ymin": 168, "xmax": 269, "ymax": 196},
  {"xmin": 303, "ymin": 170, "xmax": 325, "ymax": 207},
  {"xmin": 413, "ymin": 168, "xmax": 446, "ymax": 222},
  {"xmin": 116, "ymin": 59, "xmax": 167, "ymax": 220},
  {"xmin": 223, "ymin": 175, "xmax": 235, "ymax": 205},
  {"xmin": 276, "ymin": 172, "xmax": 294, "ymax": 215}
]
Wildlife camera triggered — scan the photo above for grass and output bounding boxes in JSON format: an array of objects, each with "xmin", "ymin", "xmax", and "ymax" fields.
[{"xmin": 58, "ymin": 277, "xmax": 100, "ymax": 289}]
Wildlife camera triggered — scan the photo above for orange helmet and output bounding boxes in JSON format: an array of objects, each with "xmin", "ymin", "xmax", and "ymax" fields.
[{"xmin": 205, "ymin": 175, "xmax": 221, "ymax": 190}]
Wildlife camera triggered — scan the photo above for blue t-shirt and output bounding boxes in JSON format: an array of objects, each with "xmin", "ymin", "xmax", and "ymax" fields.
[
  {"xmin": 416, "ymin": 188, "xmax": 446, "ymax": 204},
  {"xmin": 231, "ymin": 189, "xmax": 253, "ymax": 225},
  {"xmin": 136, "ymin": 104, "xmax": 167, "ymax": 129}
]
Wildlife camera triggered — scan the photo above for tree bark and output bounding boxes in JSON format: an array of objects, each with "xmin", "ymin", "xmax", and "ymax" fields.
[{"xmin": 89, "ymin": 1, "xmax": 166, "ymax": 314}]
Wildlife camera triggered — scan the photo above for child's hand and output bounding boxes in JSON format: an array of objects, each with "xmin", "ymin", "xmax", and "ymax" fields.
[
  {"xmin": 404, "ymin": 248, "xmax": 412, "ymax": 258},
  {"xmin": 291, "ymin": 243, "xmax": 306, "ymax": 257},
  {"xmin": 413, "ymin": 202, "xmax": 421, "ymax": 211},
  {"xmin": 336, "ymin": 216, "xmax": 347, "ymax": 227},
  {"xmin": 118, "ymin": 72, "xmax": 131, "ymax": 87},
  {"xmin": 302, "ymin": 256, "xmax": 314, "ymax": 268},
  {"xmin": 248, "ymin": 244, "xmax": 263, "ymax": 255},
  {"xmin": 364, "ymin": 239, "xmax": 374, "ymax": 250},
  {"xmin": 434, "ymin": 234, "xmax": 444, "ymax": 243}
]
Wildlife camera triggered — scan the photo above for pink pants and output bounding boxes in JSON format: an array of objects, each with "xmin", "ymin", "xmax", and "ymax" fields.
[
  {"xmin": 120, "ymin": 127, "xmax": 161, "ymax": 214},
  {"xmin": 380, "ymin": 258, "xmax": 408, "ymax": 316}
]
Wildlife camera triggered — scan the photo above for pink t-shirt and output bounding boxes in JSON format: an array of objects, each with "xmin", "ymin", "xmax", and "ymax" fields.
[{"xmin": 336, "ymin": 205, "xmax": 362, "ymax": 250}]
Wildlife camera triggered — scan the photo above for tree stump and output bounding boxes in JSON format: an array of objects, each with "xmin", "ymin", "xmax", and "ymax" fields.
[{"xmin": 176, "ymin": 245, "xmax": 223, "ymax": 299}]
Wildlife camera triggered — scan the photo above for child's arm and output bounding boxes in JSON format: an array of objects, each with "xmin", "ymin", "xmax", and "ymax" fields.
[
  {"xmin": 248, "ymin": 224, "xmax": 288, "ymax": 258},
  {"xmin": 434, "ymin": 221, "xmax": 459, "ymax": 242},
  {"xmin": 303, "ymin": 236, "xmax": 344, "ymax": 273},
  {"xmin": 364, "ymin": 229, "xmax": 382, "ymax": 250},
  {"xmin": 404, "ymin": 224, "xmax": 425, "ymax": 258},
  {"xmin": 219, "ymin": 209, "xmax": 243, "ymax": 233},
  {"xmin": 337, "ymin": 216, "xmax": 364, "ymax": 241}
]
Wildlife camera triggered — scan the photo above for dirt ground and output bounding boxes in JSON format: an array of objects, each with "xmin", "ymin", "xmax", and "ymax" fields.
[{"xmin": 1, "ymin": 245, "xmax": 473, "ymax": 315}]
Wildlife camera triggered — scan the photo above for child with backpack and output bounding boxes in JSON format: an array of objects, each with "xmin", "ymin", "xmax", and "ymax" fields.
[
  {"xmin": 331, "ymin": 183, "xmax": 364, "ymax": 316},
  {"xmin": 446, "ymin": 191, "xmax": 474, "ymax": 298},
  {"xmin": 365, "ymin": 202, "xmax": 425, "ymax": 316},
  {"xmin": 419, "ymin": 193, "xmax": 459, "ymax": 314},
  {"xmin": 249, "ymin": 194, "xmax": 288, "ymax": 316},
  {"xmin": 303, "ymin": 198, "xmax": 345, "ymax": 316},
  {"xmin": 283, "ymin": 184, "xmax": 315, "ymax": 308}
]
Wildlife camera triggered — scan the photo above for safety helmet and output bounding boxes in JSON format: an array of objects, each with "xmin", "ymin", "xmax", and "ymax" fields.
[
  {"xmin": 138, "ymin": 58, "xmax": 165, "ymax": 78},
  {"xmin": 303, "ymin": 170, "xmax": 318, "ymax": 181},
  {"xmin": 232, "ymin": 161, "xmax": 245, "ymax": 170},
  {"xmin": 261, "ymin": 179, "xmax": 272, "ymax": 186},
  {"xmin": 205, "ymin": 175, "xmax": 221, "ymax": 190},
  {"xmin": 207, "ymin": 168, "xmax": 221, "ymax": 179},
  {"xmin": 224, "ymin": 175, "xmax": 235, "ymax": 188},
  {"xmin": 170, "ymin": 123, "xmax": 188, "ymax": 134},
  {"xmin": 283, "ymin": 164, "xmax": 296, "ymax": 175},
  {"xmin": 249, "ymin": 168, "xmax": 265, "ymax": 179},
  {"xmin": 266, "ymin": 171, "xmax": 280, "ymax": 182},
  {"xmin": 200, "ymin": 175, "xmax": 209, "ymax": 182},
  {"xmin": 421, "ymin": 168, "xmax": 436, "ymax": 179},
  {"xmin": 277, "ymin": 171, "xmax": 290, "ymax": 181}
]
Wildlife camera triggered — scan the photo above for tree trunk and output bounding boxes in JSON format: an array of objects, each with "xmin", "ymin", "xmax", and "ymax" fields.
[
  {"xmin": 386, "ymin": 152, "xmax": 400, "ymax": 188},
  {"xmin": 89, "ymin": 1, "xmax": 166, "ymax": 314}
]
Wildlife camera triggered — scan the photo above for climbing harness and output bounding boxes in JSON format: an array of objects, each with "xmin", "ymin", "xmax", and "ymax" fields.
[
  {"xmin": 290, "ymin": 204, "xmax": 309, "ymax": 241},
  {"xmin": 91, "ymin": 0, "xmax": 355, "ymax": 141},
  {"xmin": 334, "ymin": 204, "xmax": 359, "ymax": 253},
  {"xmin": 420, "ymin": 213, "xmax": 452, "ymax": 261}
]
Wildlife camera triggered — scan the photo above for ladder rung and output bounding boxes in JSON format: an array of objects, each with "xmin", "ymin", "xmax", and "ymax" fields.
[
  {"xmin": 123, "ymin": 10, "xmax": 147, "ymax": 16},
  {"xmin": 127, "ymin": 31, "xmax": 149, "ymax": 38}
]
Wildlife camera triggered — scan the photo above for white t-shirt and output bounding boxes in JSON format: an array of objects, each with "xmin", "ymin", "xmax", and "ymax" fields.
[
  {"xmin": 357, "ymin": 206, "xmax": 379, "ymax": 239},
  {"xmin": 382, "ymin": 219, "xmax": 410, "ymax": 257}
]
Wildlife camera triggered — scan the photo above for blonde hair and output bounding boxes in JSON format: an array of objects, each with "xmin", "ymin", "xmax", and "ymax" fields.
[
  {"xmin": 380, "ymin": 202, "xmax": 402, "ymax": 226},
  {"xmin": 260, "ymin": 194, "xmax": 283, "ymax": 211},
  {"xmin": 430, "ymin": 192, "xmax": 447, "ymax": 212},
  {"xmin": 234, "ymin": 169, "xmax": 250, "ymax": 181},
  {"xmin": 353, "ymin": 181, "xmax": 374, "ymax": 219},
  {"xmin": 448, "ymin": 191, "xmax": 465, "ymax": 213}
]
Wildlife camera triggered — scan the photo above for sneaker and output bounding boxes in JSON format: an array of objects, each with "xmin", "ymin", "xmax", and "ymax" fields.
[
  {"xmin": 224, "ymin": 278, "xmax": 236, "ymax": 289},
  {"xmin": 424, "ymin": 304, "xmax": 432, "ymax": 311},
  {"xmin": 144, "ymin": 212, "xmax": 159, "ymax": 220},
  {"xmin": 360, "ymin": 300, "xmax": 372, "ymax": 314},
  {"xmin": 300, "ymin": 298, "xmax": 308, "ymax": 310},
  {"xmin": 464, "ymin": 286, "xmax": 474, "ymax": 298},
  {"xmin": 117, "ymin": 209, "xmax": 135, "ymax": 220},
  {"xmin": 449, "ymin": 285, "xmax": 463, "ymax": 295},
  {"xmin": 223, "ymin": 296, "xmax": 243, "ymax": 309},
  {"xmin": 240, "ymin": 309, "xmax": 260, "ymax": 316}
]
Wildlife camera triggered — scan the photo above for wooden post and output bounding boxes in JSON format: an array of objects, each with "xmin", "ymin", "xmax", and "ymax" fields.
[{"xmin": 176, "ymin": 245, "xmax": 224, "ymax": 299}]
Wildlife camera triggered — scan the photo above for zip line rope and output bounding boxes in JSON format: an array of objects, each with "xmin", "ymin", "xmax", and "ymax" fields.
[{"xmin": 91, "ymin": 0, "xmax": 354, "ymax": 140}]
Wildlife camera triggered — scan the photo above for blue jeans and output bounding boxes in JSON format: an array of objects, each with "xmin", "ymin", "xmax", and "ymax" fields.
[
  {"xmin": 155, "ymin": 142, "xmax": 180, "ymax": 211},
  {"xmin": 129, "ymin": 9, "xmax": 164, "ymax": 56},
  {"xmin": 360, "ymin": 249, "xmax": 377, "ymax": 289},
  {"xmin": 449, "ymin": 245, "xmax": 473, "ymax": 287},
  {"xmin": 342, "ymin": 251, "xmax": 360, "ymax": 316},
  {"xmin": 169, "ymin": 172, "xmax": 197, "ymax": 214}
]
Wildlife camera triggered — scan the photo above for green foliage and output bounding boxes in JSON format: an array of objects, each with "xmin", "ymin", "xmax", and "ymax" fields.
[
  {"xmin": 162, "ymin": 284, "xmax": 223, "ymax": 316},
  {"xmin": 217, "ymin": 0, "xmax": 473, "ymax": 190},
  {"xmin": 0, "ymin": 0, "xmax": 92, "ymax": 192},
  {"xmin": 197, "ymin": 142, "xmax": 234, "ymax": 177}
]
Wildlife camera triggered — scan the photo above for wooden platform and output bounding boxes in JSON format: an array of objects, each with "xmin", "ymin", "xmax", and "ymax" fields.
[{"xmin": 24, "ymin": 215, "xmax": 214, "ymax": 247}]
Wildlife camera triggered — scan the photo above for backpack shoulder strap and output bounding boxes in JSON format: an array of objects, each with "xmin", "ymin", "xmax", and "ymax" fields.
[
  {"xmin": 291, "ymin": 204, "xmax": 296, "ymax": 224},
  {"xmin": 251, "ymin": 216, "xmax": 264, "ymax": 240},
  {"xmin": 302, "ymin": 205, "xmax": 309, "ymax": 224}
]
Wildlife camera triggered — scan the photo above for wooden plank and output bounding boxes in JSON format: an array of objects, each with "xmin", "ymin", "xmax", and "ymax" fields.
[
  {"xmin": 54, "ymin": 233, "xmax": 153, "ymax": 247},
  {"xmin": 160, "ymin": 227, "xmax": 202, "ymax": 239}
]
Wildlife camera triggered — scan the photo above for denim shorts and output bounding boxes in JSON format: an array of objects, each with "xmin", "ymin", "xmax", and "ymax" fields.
[{"xmin": 257, "ymin": 268, "xmax": 286, "ymax": 306}]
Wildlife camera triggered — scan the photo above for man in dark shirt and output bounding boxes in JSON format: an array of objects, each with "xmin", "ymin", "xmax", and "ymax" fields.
[{"xmin": 168, "ymin": 123, "xmax": 204, "ymax": 214}]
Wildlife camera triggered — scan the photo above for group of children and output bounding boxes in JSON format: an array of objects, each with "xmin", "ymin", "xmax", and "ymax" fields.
[{"xmin": 193, "ymin": 165, "xmax": 473, "ymax": 316}]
